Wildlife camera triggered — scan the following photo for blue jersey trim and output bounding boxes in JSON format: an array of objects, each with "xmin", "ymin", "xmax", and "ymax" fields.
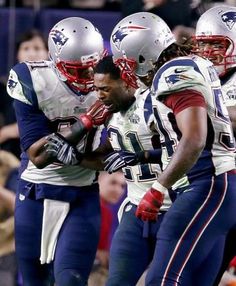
[
  {"xmin": 144, "ymin": 92, "xmax": 153, "ymax": 125},
  {"xmin": 13, "ymin": 62, "xmax": 38, "ymax": 108}
]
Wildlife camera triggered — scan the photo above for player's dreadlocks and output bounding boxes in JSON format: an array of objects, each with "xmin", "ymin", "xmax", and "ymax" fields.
[{"xmin": 155, "ymin": 42, "xmax": 193, "ymax": 71}]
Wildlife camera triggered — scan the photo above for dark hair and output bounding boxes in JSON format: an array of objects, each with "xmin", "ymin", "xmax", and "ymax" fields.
[
  {"xmin": 94, "ymin": 55, "xmax": 121, "ymax": 80},
  {"xmin": 16, "ymin": 29, "xmax": 48, "ymax": 51},
  {"xmin": 156, "ymin": 42, "xmax": 192, "ymax": 70}
]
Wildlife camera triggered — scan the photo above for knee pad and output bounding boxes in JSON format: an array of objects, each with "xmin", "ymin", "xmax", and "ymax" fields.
[{"xmin": 56, "ymin": 269, "xmax": 87, "ymax": 286}]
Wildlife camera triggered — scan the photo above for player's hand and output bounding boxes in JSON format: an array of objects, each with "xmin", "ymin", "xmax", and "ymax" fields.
[
  {"xmin": 80, "ymin": 100, "xmax": 111, "ymax": 129},
  {"xmin": 44, "ymin": 133, "xmax": 83, "ymax": 165},
  {"xmin": 136, "ymin": 182, "xmax": 165, "ymax": 221},
  {"xmin": 103, "ymin": 150, "xmax": 139, "ymax": 173}
]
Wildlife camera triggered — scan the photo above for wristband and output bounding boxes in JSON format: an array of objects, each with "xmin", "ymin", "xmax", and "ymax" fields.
[{"xmin": 152, "ymin": 181, "xmax": 168, "ymax": 194}]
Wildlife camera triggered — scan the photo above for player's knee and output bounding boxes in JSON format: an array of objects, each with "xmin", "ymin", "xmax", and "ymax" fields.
[{"xmin": 56, "ymin": 269, "xmax": 87, "ymax": 286}]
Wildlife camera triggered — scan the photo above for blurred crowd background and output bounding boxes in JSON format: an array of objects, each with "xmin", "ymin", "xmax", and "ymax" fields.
[{"xmin": 1, "ymin": 1, "xmax": 236, "ymax": 286}]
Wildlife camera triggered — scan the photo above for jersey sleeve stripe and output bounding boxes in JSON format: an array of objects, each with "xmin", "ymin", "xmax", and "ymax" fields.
[
  {"xmin": 13, "ymin": 63, "xmax": 39, "ymax": 108},
  {"xmin": 144, "ymin": 92, "xmax": 153, "ymax": 124}
]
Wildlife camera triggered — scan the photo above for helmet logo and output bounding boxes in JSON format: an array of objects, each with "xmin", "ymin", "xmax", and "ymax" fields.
[
  {"xmin": 221, "ymin": 11, "xmax": 236, "ymax": 30},
  {"xmin": 111, "ymin": 25, "xmax": 148, "ymax": 51},
  {"xmin": 50, "ymin": 29, "xmax": 69, "ymax": 54}
]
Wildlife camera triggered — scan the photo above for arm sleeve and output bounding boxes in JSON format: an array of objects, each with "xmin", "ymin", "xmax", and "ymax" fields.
[
  {"xmin": 14, "ymin": 99, "xmax": 51, "ymax": 151},
  {"xmin": 8, "ymin": 62, "xmax": 51, "ymax": 151},
  {"xmin": 164, "ymin": 89, "xmax": 206, "ymax": 115}
]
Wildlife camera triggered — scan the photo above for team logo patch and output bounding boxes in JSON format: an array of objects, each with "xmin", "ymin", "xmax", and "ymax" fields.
[
  {"xmin": 7, "ymin": 78, "xmax": 17, "ymax": 92},
  {"xmin": 50, "ymin": 29, "xmax": 69, "ymax": 54},
  {"xmin": 73, "ymin": 106, "xmax": 81, "ymax": 114},
  {"xmin": 111, "ymin": 25, "xmax": 149, "ymax": 51},
  {"xmin": 165, "ymin": 74, "xmax": 191, "ymax": 86},
  {"xmin": 226, "ymin": 88, "xmax": 236, "ymax": 100},
  {"xmin": 221, "ymin": 11, "xmax": 236, "ymax": 30},
  {"xmin": 128, "ymin": 113, "xmax": 140, "ymax": 124}
]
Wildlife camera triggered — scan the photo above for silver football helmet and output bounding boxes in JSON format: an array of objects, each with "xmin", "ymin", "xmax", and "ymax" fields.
[
  {"xmin": 194, "ymin": 5, "xmax": 236, "ymax": 76},
  {"xmin": 110, "ymin": 12, "xmax": 176, "ymax": 88},
  {"xmin": 48, "ymin": 17, "xmax": 106, "ymax": 92}
]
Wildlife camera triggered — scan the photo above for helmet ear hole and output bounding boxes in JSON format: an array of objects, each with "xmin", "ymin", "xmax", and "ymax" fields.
[
  {"xmin": 139, "ymin": 55, "xmax": 145, "ymax": 63},
  {"xmin": 110, "ymin": 12, "xmax": 176, "ymax": 77}
]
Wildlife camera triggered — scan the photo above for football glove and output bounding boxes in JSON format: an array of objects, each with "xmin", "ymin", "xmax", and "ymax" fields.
[
  {"xmin": 135, "ymin": 181, "xmax": 166, "ymax": 221},
  {"xmin": 103, "ymin": 150, "xmax": 140, "ymax": 173},
  {"xmin": 79, "ymin": 99, "xmax": 111, "ymax": 130},
  {"xmin": 44, "ymin": 133, "xmax": 83, "ymax": 165},
  {"xmin": 62, "ymin": 100, "xmax": 111, "ymax": 145}
]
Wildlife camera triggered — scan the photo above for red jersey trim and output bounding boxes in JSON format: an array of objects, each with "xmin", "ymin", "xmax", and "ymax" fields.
[{"xmin": 163, "ymin": 89, "xmax": 207, "ymax": 115}]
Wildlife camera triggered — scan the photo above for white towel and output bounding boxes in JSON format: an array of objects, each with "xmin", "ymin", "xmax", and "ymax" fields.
[{"xmin": 40, "ymin": 199, "xmax": 70, "ymax": 264}]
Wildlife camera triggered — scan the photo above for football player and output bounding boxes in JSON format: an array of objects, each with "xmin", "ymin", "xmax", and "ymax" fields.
[
  {"xmin": 194, "ymin": 5, "xmax": 236, "ymax": 133},
  {"xmin": 109, "ymin": 12, "xmax": 236, "ymax": 285},
  {"xmin": 7, "ymin": 17, "xmax": 109, "ymax": 286},
  {"xmin": 48, "ymin": 55, "xmax": 173, "ymax": 285},
  {"xmin": 194, "ymin": 5, "xmax": 236, "ymax": 285},
  {"xmin": 93, "ymin": 55, "xmax": 173, "ymax": 285}
]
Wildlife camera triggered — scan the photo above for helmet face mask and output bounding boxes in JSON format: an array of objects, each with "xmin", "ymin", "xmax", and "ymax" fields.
[
  {"xmin": 110, "ymin": 12, "xmax": 176, "ymax": 88},
  {"xmin": 193, "ymin": 35, "xmax": 232, "ymax": 76},
  {"xmin": 114, "ymin": 58, "xmax": 138, "ymax": 89},
  {"xmin": 194, "ymin": 5, "xmax": 236, "ymax": 76},
  {"xmin": 48, "ymin": 17, "xmax": 105, "ymax": 93}
]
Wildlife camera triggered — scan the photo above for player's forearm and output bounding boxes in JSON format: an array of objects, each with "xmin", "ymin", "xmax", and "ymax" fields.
[
  {"xmin": 80, "ymin": 153, "xmax": 105, "ymax": 170},
  {"xmin": 140, "ymin": 149, "xmax": 162, "ymax": 164},
  {"xmin": 58, "ymin": 117, "xmax": 89, "ymax": 145},
  {"xmin": 27, "ymin": 137, "xmax": 56, "ymax": 169},
  {"xmin": 157, "ymin": 136, "xmax": 204, "ymax": 188},
  {"xmin": 80, "ymin": 142, "xmax": 113, "ymax": 170},
  {"xmin": 58, "ymin": 99, "xmax": 110, "ymax": 145}
]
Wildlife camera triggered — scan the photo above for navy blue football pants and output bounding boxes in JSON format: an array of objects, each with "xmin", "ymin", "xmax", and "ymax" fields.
[
  {"xmin": 106, "ymin": 202, "xmax": 166, "ymax": 286},
  {"xmin": 146, "ymin": 171, "xmax": 236, "ymax": 286},
  {"xmin": 14, "ymin": 191, "xmax": 101, "ymax": 286}
]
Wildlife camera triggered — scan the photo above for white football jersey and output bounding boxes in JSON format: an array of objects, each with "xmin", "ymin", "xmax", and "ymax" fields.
[
  {"xmin": 151, "ymin": 55, "xmax": 235, "ymax": 189},
  {"xmin": 107, "ymin": 88, "xmax": 172, "ymax": 210},
  {"xmin": 7, "ymin": 60, "xmax": 102, "ymax": 186}
]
